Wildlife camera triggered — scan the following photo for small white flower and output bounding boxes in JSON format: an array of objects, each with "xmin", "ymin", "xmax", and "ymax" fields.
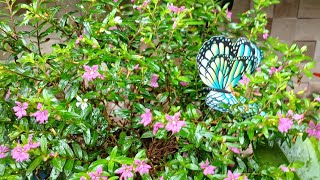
[
  {"xmin": 114, "ymin": 16, "xmax": 122, "ymax": 24},
  {"xmin": 76, "ymin": 96, "xmax": 88, "ymax": 110}
]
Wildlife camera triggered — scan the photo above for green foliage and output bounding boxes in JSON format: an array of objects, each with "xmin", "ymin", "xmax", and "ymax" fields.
[{"xmin": 0, "ymin": 0, "xmax": 319, "ymax": 179}]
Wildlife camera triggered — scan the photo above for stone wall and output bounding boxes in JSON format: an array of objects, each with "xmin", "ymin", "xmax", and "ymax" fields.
[{"xmin": 233, "ymin": 0, "xmax": 320, "ymax": 95}]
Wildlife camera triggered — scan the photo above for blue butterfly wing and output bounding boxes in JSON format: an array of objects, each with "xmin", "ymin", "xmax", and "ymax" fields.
[
  {"xmin": 233, "ymin": 37, "xmax": 263, "ymax": 73},
  {"xmin": 197, "ymin": 36, "xmax": 263, "ymax": 115},
  {"xmin": 205, "ymin": 91, "xmax": 238, "ymax": 112},
  {"xmin": 197, "ymin": 36, "xmax": 233, "ymax": 89}
]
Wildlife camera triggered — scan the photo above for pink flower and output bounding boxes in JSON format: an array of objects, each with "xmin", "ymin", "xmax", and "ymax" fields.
[
  {"xmin": 31, "ymin": 103, "xmax": 49, "ymax": 124},
  {"xmin": 26, "ymin": 135, "xmax": 40, "ymax": 149},
  {"xmin": 88, "ymin": 166, "xmax": 108, "ymax": 180},
  {"xmin": 287, "ymin": 110, "xmax": 293, "ymax": 116},
  {"xmin": 315, "ymin": 97, "xmax": 320, "ymax": 102},
  {"xmin": 173, "ymin": 21, "xmax": 177, "ymax": 29},
  {"xmin": 159, "ymin": 176, "xmax": 164, "ymax": 180},
  {"xmin": 80, "ymin": 177, "xmax": 86, "ymax": 180},
  {"xmin": 150, "ymin": 74, "xmax": 159, "ymax": 88},
  {"xmin": 229, "ymin": 147, "xmax": 240, "ymax": 154},
  {"xmin": 226, "ymin": 9, "xmax": 232, "ymax": 19},
  {"xmin": 292, "ymin": 113, "xmax": 304, "ymax": 120},
  {"xmin": 168, "ymin": 4, "xmax": 186, "ymax": 14},
  {"xmin": 11, "ymin": 143, "xmax": 30, "ymax": 162},
  {"xmin": 109, "ymin": 26, "xmax": 118, "ymax": 30},
  {"xmin": 269, "ymin": 66, "xmax": 283, "ymax": 75},
  {"xmin": 263, "ymin": 32, "xmax": 269, "ymax": 40},
  {"xmin": 140, "ymin": 108, "xmax": 152, "ymax": 126},
  {"xmin": 153, "ymin": 122, "xmax": 164, "ymax": 135},
  {"xmin": 224, "ymin": 170, "xmax": 241, "ymax": 180},
  {"xmin": 278, "ymin": 114, "xmax": 293, "ymax": 133},
  {"xmin": 134, "ymin": 159, "xmax": 152, "ymax": 175},
  {"xmin": 82, "ymin": 65, "xmax": 104, "ymax": 81},
  {"xmin": 239, "ymin": 75, "xmax": 250, "ymax": 85},
  {"xmin": 165, "ymin": 111, "xmax": 186, "ymax": 134},
  {"xmin": 133, "ymin": 64, "xmax": 139, "ymax": 70},
  {"xmin": 182, "ymin": 153, "xmax": 188, "ymax": 157},
  {"xmin": 256, "ymin": 67, "xmax": 261, "ymax": 72},
  {"xmin": 199, "ymin": 159, "xmax": 216, "ymax": 176},
  {"xmin": 180, "ymin": 81, "xmax": 189, "ymax": 86},
  {"xmin": 5, "ymin": 89, "xmax": 10, "ymax": 101},
  {"xmin": 280, "ymin": 165, "xmax": 289, "ymax": 172},
  {"xmin": 142, "ymin": 0, "xmax": 150, "ymax": 7},
  {"xmin": 168, "ymin": 4, "xmax": 179, "ymax": 13},
  {"xmin": 116, "ymin": 164, "xmax": 134, "ymax": 180},
  {"xmin": 30, "ymin": 105, "xmax": 47, "ymax": 124},
  {"xmin": 306, "ymin": 121, "xmax": 320, "ymax": 138},
  {"xmin": 136, "ymin": 0, "xmax": 150, "ymax": 10},
  {"xmin": 253, "ymin": 88, "xmax": 262, "ymax": 96},
  {"xmin": 13, "ymin": 101, "xmax": 28, "ymax": 119},
  {"xmin": 0, "ymin": 145, "xmax": 9, "ymax": 159},
  {"xmin": 114, "ymin": 0, "xmax": 118, "ymax": 2},
  {"xmin": 179, "ymin": 6, "xmax": 186, "ymax": 13},
  {"xmin": 75, "ymin": 35, "xmax": 83, "ymax": 44}
]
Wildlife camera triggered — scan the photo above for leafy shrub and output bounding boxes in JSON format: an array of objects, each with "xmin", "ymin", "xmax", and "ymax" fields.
[{"xmin": 0, "ymin": 0, "xmax": 319, "ymax": 179}]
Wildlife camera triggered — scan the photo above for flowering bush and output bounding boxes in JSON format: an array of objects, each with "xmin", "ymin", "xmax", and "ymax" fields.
[{"xmin": 0, "ymin": 0, "xmax": 319, "ymax": 179}]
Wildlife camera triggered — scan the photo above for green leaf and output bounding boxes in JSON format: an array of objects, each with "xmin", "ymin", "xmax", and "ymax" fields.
[
  {"xmin": 65, "ymin": 85, "xmax": 79, "ymax": 102},
  {"xmin": 134, "ymin": 150, "xmax": 146, "ymax": 159},
  {"xmin": 114, "ymin": 156, "xmax": 133, "ymax": 164},
  {"xmin": 185, "ymin": 163, "xmax": 199, "ymax": 170},
  {"xmin": 17, "ymin": 53, "xmax": 35, "ymax": 64},
  {"xmin": 72, "ymin": 142, "xmax": 83, "ymax": 159},
  {"xmin": 83, "ymin": 21, "xmax": 92, "ymax": 36},
  {"xmin": 26, "ymin": 156, "xmax": 42, "ymax": 174},
  {"xmin": 122, "ymin": 137, "xmax": 133, "ymax": 154},
  {"xmin": 51, "ymin": 157, "xmax": 66, "ymax": 172},
  {"xmin": 108, "ymin": 160, "xmax": 115, "ymax": 173},
  {"xmin": 49, "ymin": 167, "xmax": 61, "ymax": 179},
  {"xmin": 88, "ymin": 159, "xmax": 108, "ymax": 170},
  {"xmin": 141, "ymin": 131, "xmax": 154, "ymax": 139},
  {"xmin": 262, "ymin": 126, "xmax": 269, "ymax": 138},
  {"xmin": 110, "ymin": 146, "xmax": 118, "ymax": 159},
  {"xmin": 64, "ymin": 159, "xmax": 74, "ymax": 176},
  {"xmin": 42, "ymin": 89, "xmax": 54, "ymax": 103},
  {"xmin": 280, "ymin": 136, "xmax": 320, "ymax": 180},
  {"xmin": 254, "ymin": 143, "xmax": 288, "ymax": 169},
  {"xmin": 59, "ymin": 140, "xmax": 74, "ymax": 157},
  {"xmin": 83, "ymin": 127, "xmax": 91, "ymax": 145},
  {"xmin": 40, "ymin": 135, "xmax": 47, "ymax": 154}
]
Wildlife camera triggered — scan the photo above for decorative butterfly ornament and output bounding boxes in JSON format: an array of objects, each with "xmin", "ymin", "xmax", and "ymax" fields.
[{"xmin": 196, "ymin": 36, "xmax": 263, "ymax": 115}]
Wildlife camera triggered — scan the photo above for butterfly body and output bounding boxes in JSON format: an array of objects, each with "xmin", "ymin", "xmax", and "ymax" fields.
[{"xmin": 197, "ymin": 36, "xmax": 263, "ymax": 114}]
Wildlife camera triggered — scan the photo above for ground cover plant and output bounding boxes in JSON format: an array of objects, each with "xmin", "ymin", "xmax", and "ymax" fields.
[{"xmin": 0, "ymin": 0, "xmax": 319, "ymax": 179}]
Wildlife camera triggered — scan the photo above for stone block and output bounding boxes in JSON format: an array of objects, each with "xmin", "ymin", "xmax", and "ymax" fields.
[
  {"xmin": 40, "ymin": 38, "xmax": 62, "ymax": 54},
  {"xmin": 309, "ymin": 81, "xmax": 320, "ymax": 94},
  {"xmin": 292, "ymin": 82, "xmax": 311, "ymax": 97},
  {"xmin": 274, "ymin": 0, "xmax": 299, "ymax": 18},
  {"xmin": 0, "ymin": 50, "xmax": 11, "ymax": 61},
  {"xmin": 294, "ymin": 41, "xmax": 316, "ymax": 59},
  {"xmin": 314, "ymin": 41, "xmax": 320, "ymax": 62},
  {"xmin": 232, "ymin": 0, "xmax": 250, "ymax": 16},
  {"xmin": 271, "ymin": 18, "xmax": 297, "ymax": 41},
  {"xmin": 298, "ymin": 0, "xmax": 320, "ymax": 18},
  {"xmin": 295, "ymin": 19, "xmax": 320, "ymax": 40},
  {"xmin": 250, "ymin": 1, "xmax": 274, "ymax": 18}
]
